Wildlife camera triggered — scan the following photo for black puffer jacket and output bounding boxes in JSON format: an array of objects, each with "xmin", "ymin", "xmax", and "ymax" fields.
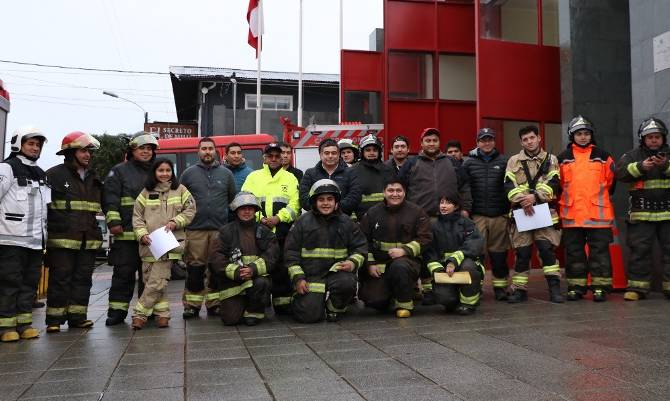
[
  {"xmin": 462, "ymin": 148, "xmax": 509, "ymax": 217},
  {"xmin": 299, "ymin": 160, "xmax": 362, "ymax": 215},
  {"xmin": 351, "ymin": 160, "xmax": 396, "ymax": 218}
]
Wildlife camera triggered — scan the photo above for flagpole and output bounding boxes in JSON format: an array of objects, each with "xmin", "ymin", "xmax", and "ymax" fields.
[
  {"xmin": 338, "ymin": 0, "xmax": 343, "ymax": 123},
  {"xmin": 298, "ymin": 0, "xmax": 303, "ymax": 127},
  {"xmin": 256, "ymin": 0, "xmax": 263, "ymax": 134}
]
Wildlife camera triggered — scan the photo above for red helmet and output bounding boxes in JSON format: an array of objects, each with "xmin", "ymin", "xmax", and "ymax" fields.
[{"xmin": 56, "ymin": 131, "xmax": 100, "ymax": 155}]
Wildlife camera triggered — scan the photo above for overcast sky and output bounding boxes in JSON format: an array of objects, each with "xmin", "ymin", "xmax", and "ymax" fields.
[{"xmin": 2, "ymin": 0, "xmax": 382, "ymax": 168}]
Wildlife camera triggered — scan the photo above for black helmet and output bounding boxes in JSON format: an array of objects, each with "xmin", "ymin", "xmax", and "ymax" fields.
[
  {"xmin": 638, "ymin": 117, "xmax": 668, "ymax": 140},
  {"xmin": 230, "ymin": 191, "xmax": 261, "ymax": 212},
  {"xmin": 308, "ymin": 179, "xmax": 341, "ymax": 205}
]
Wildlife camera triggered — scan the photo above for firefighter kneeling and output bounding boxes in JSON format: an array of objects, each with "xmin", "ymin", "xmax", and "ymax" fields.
[
  {"xmin": 209, "ymin": 192, "xmax": 278, "ymax": 326},
  {"xmin": 425, "ymin": 194, "xmax": 484, "ymax": 315},
  {"xmin": 284, "ymin": 179, "xmax": 367, "ymax": 323},
  {"xmin": 358, "ymin": 178, "xmax": 432, "ymax": 318}
]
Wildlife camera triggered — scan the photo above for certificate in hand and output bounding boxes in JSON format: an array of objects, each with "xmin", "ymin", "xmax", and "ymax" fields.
[
  {"xmin": 148, "ymin": 226, "xmax": 180, "ymax": 259},
  {"xmin": 434, "ymin": 272, "xmax": 472, "ymax": 285},
  {"xmin": 512, "ymin": 203, "xmax": 553, "ymax": 232}
]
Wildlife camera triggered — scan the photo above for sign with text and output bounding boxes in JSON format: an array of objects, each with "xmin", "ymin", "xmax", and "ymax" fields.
[
  {"xmin": 653, "ymin": 30, "xmax": 670, "ymax": 73},
  {"xmin": 144, "ymin": 122, "xmax": 198, "ymax": 139}
]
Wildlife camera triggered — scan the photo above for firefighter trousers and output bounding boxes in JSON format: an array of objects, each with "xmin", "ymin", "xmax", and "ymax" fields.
[
  {"xmin": 433, "ymin": 259, "xmax": 483, "ymax": 311},
  {"xmin": 626, "ymin": 220, "xmax": 670, "ymax": 295},
  {"xmin": 133, "ymin": 261, "xmax": 172, "ymax": 320},
  {"xmin": 45, "ymin": 247, "xmax": 97, "ymax": 325},
  {"xmin": 107, "ymin": 240, "xmax": 143, "ymax": 318},
  {"xmin": 292, "ymin": 271, "xmax": 357, "ymax": 323},
  {"xmin": 509, "ymin": 224, "xmax": 561, "ymax": 290},
  {"xmin": 473, "ymin": 215, "xmax": 510, "ymax": 289},
  {"xmin": 183, "ymin": 230, "xmax": 220, "ymax": 312},
  {"xmin": 359, "ymin": 257, "xmax": 420, "ymax": 311},
  {"xmin": 0, "ymin": 246, "xmax": 42, "ymax": 331},
  {"xmin": 563, "ymin": 227, "xmax": 613, "ymax": 294},
  {"xmin": 219, "ymin": 276, "xmax": 270, "ymax": 325}
]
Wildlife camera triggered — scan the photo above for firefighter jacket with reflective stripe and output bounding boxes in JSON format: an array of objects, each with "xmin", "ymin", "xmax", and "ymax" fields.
[
  {"xmin": 359, "ymin": 200, "xmax": 432, "ymax": 269},
  {"xmin": 0, "ymin": 155, "xmax": 48, "ymax": 250},
  {"xmin": 558, "ymin": 144, "xmax": 615, "ymax": 228},
  {"xmin": 300, "ymin": 160, "xmax": 362, "ymax": 215},
  {"xmin": 241, "ymin": 164, "xmax": 300, "ymax": 225},
  {"xmin": 45, "ymin": 162, "xmax": 103, "ymax": 250},
  {"xmin": 209, "ymin": 219, "xmax": 278, "ymax": 299},
  {"xmin": 424, "ymin": 212, "xmax": 484, "ymax": 274},
  {"xmin": 462, "ymin": 148, "xmax": 510, "ymax": 217},
  {"xmin": 615, "ymin": 144, "xmax": 670, "ymax": 221},
  {"xmin": 351, "ymin": 159, "xmax": 396, "ymax": 218},
  {"xmin": 399, "ymin": 152, "xmax": 472, "ymax": 217},
  {"xmin": 132, "ymin": 182, "xmax": 196, "ymax": 261},
  {"xmin": 103, "ymin": 159, "xmax": 151, "ymax": 241},
  {"xmin": 180, "ymin": 161, "xmax": 237, "ymax": 231},
  {"xmin": 284, "ymin": 210, "xmax": 367, "ymax": 285},
  {"xmin": 504, "ymin": 149, "xmax": 560, "ymax": 223}
]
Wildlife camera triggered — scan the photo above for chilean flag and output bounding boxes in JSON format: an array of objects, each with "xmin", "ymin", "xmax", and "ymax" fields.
[{"xmin": 247, "ymin": 0, "xmax": 263, "ymax": 57}]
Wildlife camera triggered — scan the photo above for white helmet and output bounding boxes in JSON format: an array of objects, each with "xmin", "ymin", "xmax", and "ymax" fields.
[{"xmin": 10, "ymin": 125, "xmax": 47, "ymax": 153}]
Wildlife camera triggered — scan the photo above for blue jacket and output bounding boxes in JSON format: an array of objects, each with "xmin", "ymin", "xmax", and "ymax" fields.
[{"xmin": 226, "ymin": 162, "xmax": 254, "ymax": 192}]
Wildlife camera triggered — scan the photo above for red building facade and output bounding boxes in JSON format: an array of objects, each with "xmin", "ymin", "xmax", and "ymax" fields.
[{"xmin": 341, "ymin": 0, "xmax": 562, "ymax": 154}]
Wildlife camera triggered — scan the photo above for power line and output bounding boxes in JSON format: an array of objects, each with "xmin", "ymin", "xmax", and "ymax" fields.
[
  {"xmin": 0, "ymin": 59, "xmax": 168, "ymax": 75},
  {"xmin": 7, "ymin": 81, "xmax": 173, "ymax": 96},
  {"xmin": 11, "ymin": 96, "xmax": 175, "ymax": 114},
  {"xmin": 12, "ymin": 92, "xmax": 172, "ymax": 104}
]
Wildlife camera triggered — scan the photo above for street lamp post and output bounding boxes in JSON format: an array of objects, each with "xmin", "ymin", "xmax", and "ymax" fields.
[{"xmin": 102, "ymin": 91, "xmax": 149, "ymax": 123}]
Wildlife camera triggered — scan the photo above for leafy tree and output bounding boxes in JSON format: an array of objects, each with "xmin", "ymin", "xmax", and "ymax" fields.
[{"xmin": 91, "ymin": 134, "xmax": 129, "ymax": 182}]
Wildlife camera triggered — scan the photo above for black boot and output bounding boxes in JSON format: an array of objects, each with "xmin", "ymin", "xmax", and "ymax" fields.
[
  {"xmin": 105, "ymin": 314, "xmax": 126, "ymax": 326},
  {"xmin": 566, "ymin": 290, "xmax": 583, "ymax": 301},
  {"xmin": 325, "ymin": 311, "xmax": 340, "ymax": 322},
  {"xmin": 244, "ymin": 317, "xmax": 260, "ymax": 326},
  {"xmin": 592, "ymin": 288, "xmax": 607, "ymax": 302},
  {"xmin": 455, "ymin": 304, "xmax": 476, "ymax": 316},
  {"xmin": 493, "ymin": 287, "xmax": 508, "ymax": 301},
  {"xmin": 547, "ymin": 277, "xmax": 564, "ymax": 303},
  {"xmin": 507, "ymin": 289, "xmax": 528, "ymax": 303},
  {"xmin": 182, "ymin": 308, "xmax": 199, "ymax": 319}
]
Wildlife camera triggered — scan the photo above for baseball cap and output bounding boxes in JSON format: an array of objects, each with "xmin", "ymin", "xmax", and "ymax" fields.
[
  {"xmin": 264, "ymin": 142, "xmax": 282, "ymax": 154},
  {"xmin": 476, "ymin": 128, "xmax": 496, "ymax": 141}
]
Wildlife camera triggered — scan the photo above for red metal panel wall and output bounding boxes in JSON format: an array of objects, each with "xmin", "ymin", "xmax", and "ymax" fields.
[
  {"xmin": 341, "ymin": 50, "xmax": 384, "ymax": 91},
  {"xmin": 386, "ymin": 1, "xmax": 436, "ymax": 50},
  {"xmin": 438, "ymin": 4, "xmax": 476, "ymax": 54},
  {"xmin": 439, "ymin": 102, "xmax": 478, "ymax": 151},
  {"xmin": 477, "ymin": 39, "xmax": 561, "ymax": 122},
  {"xmin": 387, "ymin": 101, "xmax": 436, "ymax": 152}
]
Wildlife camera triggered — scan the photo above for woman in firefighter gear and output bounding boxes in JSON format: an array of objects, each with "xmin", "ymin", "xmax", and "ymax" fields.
[
  {"xmin": 209, "ymin": 192, "xmax": 278, "ymax": 326},
  {"xmin": 131, "ymin": 158, "xmax": 196, "ymax": 329},
  {"xmin": 425, "ymin": 194, "xmax": 484, "ymax": 315},
  {"xmin": 0, "ymin": 126, "xmax": 48, "ymax": 342},
  {"xmin": 504, "ymin": 126, "xmax": 563, "ymax": 303},
  {"xmin": 358, "ymin": 178, "xmax": 432, "ymax": 318},
  {"xmin": 558, "ymin": 116, "xmax": 616, "ymax": 302},
  {"xmin": 103, "ymin": 132, "xmax": 158, "ymax": 326},
  {"xmin": 338, "ymin": 138, "xmax": 359, "ymax": 166},
  {"xmin": 351, "ymin": 134, "xmax": 396, "ymax": 218},
  {"xmin": 44, "ymin": 132, "xmax": 103, "ymax": 333},
  {"xmin": 615, "ymin": 117, "xmax": 670, "ymax": 301},
  {"xmin": 284, "ymin": 179, "xmax": 367, "ymax": 323}
]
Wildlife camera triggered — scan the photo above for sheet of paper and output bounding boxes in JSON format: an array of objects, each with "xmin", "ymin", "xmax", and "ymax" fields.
[
  {"xmin": 148, "ymin": 226, "xmax": 180, "ymax": 260},
  {"xmin": 512, "ymin": 203, "xmax": 553, "ymax": 232},
  {"xmin": 434, "ymin": 272, "xmax": 472, "ymax": 285}
]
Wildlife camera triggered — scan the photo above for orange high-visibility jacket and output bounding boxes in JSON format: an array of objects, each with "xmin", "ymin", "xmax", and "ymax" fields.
[{"xmin": 557, "ymin": 144, "xmax": 616, "ymax": 228}]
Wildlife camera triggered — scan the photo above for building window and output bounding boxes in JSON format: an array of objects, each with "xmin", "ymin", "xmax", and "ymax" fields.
[
  {"xmin": 245, "ymin": 94, "xmax": 293, "ymax": 111},
  {"xmin": 344, "ymin": 91, "xmax": 381, "ymax": 123},
  {"xmin": 542, "ymin": 0, "xmax": 559, "ymax": 46},
  {"xmin": 480, "ymin": 0, "xmax": 538, "ymax": 45},
  {"xmin": 389, "ymin": 51, "xmax": 434, "ymax": 100},
  {"xmin": 439, "ymin": 54, "xmax": 476, "ymax": 101}
]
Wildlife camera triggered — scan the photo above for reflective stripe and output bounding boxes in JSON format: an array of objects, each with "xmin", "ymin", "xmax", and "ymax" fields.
[
  {"xmin": 47, "ymin": 238, "xmax": 82, "ymax": 249},
  {"xmin": 153, "ymin": 301, "xmax": 170, "ymax": 312},
  {"xmin": 114, "ymin": 232, "xmax": 136, "ymax": 241},
  {"xmin": 307, "ymin": 282, "xmax": 326, "ymax": 293},
  {"xmin": 167, "ymin": 196, "xmax": 182, "ymax": 205},
  {"xmin": 361, "ymin": 193, "xmax": 384, "ymax": 203},
  {"xmin": 219, "ymin": 280, "xmax": 253, "ymax": 300},
  {"xmin": 106, "ymin": 210, "xmax": 121, "ymax": 223},
  {"xmin": 542, "ymin": 264, "xmax": 560, "ymax": 275},
  {"xmin": 272, "ymin": 296, "xmax": 292, "ymax": 306},
  {"xmin": 629, "ymin": 211, "xmax": 670, "ymax": 221},
  {"xmin": 427, "ymin": 261, "xmax": 443, "ymax": 274},
  {"xmin": 181, "ymin": 190, "xmax": 192, "ymax": 204},
  {"xmin": 421, "ymin": 282, "xmax": 433, "ymax": 291},
  {"xmin": 459, "ymin": 292, "xmax": 480, "ymax": 306},
  {"xmin": 141, "ymin": 252, "xmax": 182, "ymax": 262},
  {"xmin": 505, "ymin": 171, "xmax": 517, "ymax": 183},
  {"xmin": 393, "ymin": 299, "xmax": 414, "ymax": 310},
  {"xmin": 109, "ymin": 301, "xmax": 129, "ymax": 311},
  {"xmin": 638, "ymin": 179, "xmax": 670, "ymax": 189},
  {"xmin": 627, "ymin": 280, "xmax": 650, "ymax": 289},
  {"xmin": 253, "ymin": 258, "xmax": 267, "ymax": 276},
  {"xmin": 492, "ymin": 278, "xmax": 508, "ymax": 288},
  {"xmin": 567, "ymin": 278, "xmax": 588, "ymax": 286},
  {"xmin": 582, "ymin": 219, "xmax": 614, "ymax": 227},
  {"xmin": 50, "ymin": 200, "xmax": 101, "ymax": 212},
  {"xmin": 326, "ymin": 298, "xmax": 346, "ymax": 312},
  {"xmin": 288, "ymin": 265, "xmax": 305, "ymax": 280},
  {"xmin": 512, "ymin": 274, "xmax": 529, "ymax": 285},
  {"xmin": 67, "ymin": 305, "xmax": 87, "ymax": 314},
  {"xmin": 301, "ymin": 248, "xmax": 348, "ymax": 259},
  {"xmin": 225, "ymin": 264, "xmax": 239, "ymax": 280},
  {"xmin": 134, "ymin": 302, "xmax": 153, "ymax": 315},
  {"xmin": 349, "ymin": 253, "xmax": 365, "ymax": 269},
  {"xmin": 241, "ymin": 255, "xmax": 259, "ymax": 264},
  {"xmin": 404, "ymin": 241, "xmax": 421, "ymax": 257},
  {"xmin": 546, "ymin": 170, "xmax": 560, "ymax": 180},
  {"xmin": 173, "ymin": 215, "xmax": 186, "ymax": 227},
  {"xmin": 443, "ymin": 250, "xmax": 464, "ymax": 266},
  {"xmin": 16, "ymin": 313, "xmax": 32, "ymax": 324},
  {"xmin": 134, "ymin": 228, "xmax": 149, "ymax": 240},
  {"xmin": 507, "ymin": 186, "xmax": 527, "ymax": 200},
  {"xmin": 597, "ymin": 183, "xmax": 605, "ymax": 220},
  {"xmin": 273, "ymin": 196, "xmax": 290, "ymax": 204},
  {"xmin": 46, "ymin": 307, "xmax": 67, "ymax": 316},
  {"xmin": 185, "ymin": 294, "xmax": 204, "ymax": 303},
  {"xmin": 205, "ymin": 292, "xmax": 221, "ymax": 301},
  {"xmin": 591, "ymin": 277, "xmax": 612, "ymax": 286},
  {"xmin": 85, "ymin": 240, "xmax": 102, "ymax": 249},
  {"xmin": 536, "ymin": 183, "xmax": 554, "ymax": 199},
  {"xmin": 367, "ymin": 252, "xmax": 376, "ymax": 262},
  {"xmin": 561, "ymin": 182, "xmax": 570, "ymax": 218},
  {"xmin": 243, "ymin": 311, "xmax": 265, "ymax": 319},
  {"xmin": 120, "ymin": 196, "xmax": 136, "ymax": 206},
  {"xmin": 663, "ymin": 281, "xmax": 670, "ymax": 291},
  {"xmin": 0, "ymin": 317, "xmax": 17, "ymax": 327},
  {"xmin": 627, "ymin": 162, "xmax": 642, "ymax": 178},
  {"xmin": 284, "ymin": 206, "xmax": 298, "ymax": 221}
]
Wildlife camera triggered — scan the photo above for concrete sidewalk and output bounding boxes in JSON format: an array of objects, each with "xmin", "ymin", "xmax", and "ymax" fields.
[{"xmin": 1, "ymin": 265, "xmax": 669, "ymax": 401}]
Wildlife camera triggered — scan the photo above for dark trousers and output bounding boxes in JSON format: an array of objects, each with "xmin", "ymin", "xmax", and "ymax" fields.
[
  {"xmin": 0, "ymin": 246, "xmax": 42, "ymax": 329},
  {"xmin": 433, "ymin": 259, "xmax": 483, "ymax": 311},
  {"xmin": 220, "ymin": 277, "xmax": 270, "ymax": 325},
  {"xmin": 563, "ymin": 227, "xmax": 613, "ymax": 293},
  {"xmin": 359, "ymin": 257, "xmax": 420, "ymax": 311},
  {"xmin": 292, "ymin": 271, "xmax": 357, "ymax": 323},
  {"xmin": 107, "ymin": 240, "xmax": 143, "ymax": 318},
  {"xmin": 626, "ymin": 220, "xmax": 670, "ymax": 294},
  {"xmin": 45, "ymin": 248, "xmax": 97, "ymax": 325}
]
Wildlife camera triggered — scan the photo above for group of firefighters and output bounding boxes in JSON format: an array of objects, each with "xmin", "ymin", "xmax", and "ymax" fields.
[{"xmin": 1, "ymin": 113, "xmax": 670, "ymax": 341}]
